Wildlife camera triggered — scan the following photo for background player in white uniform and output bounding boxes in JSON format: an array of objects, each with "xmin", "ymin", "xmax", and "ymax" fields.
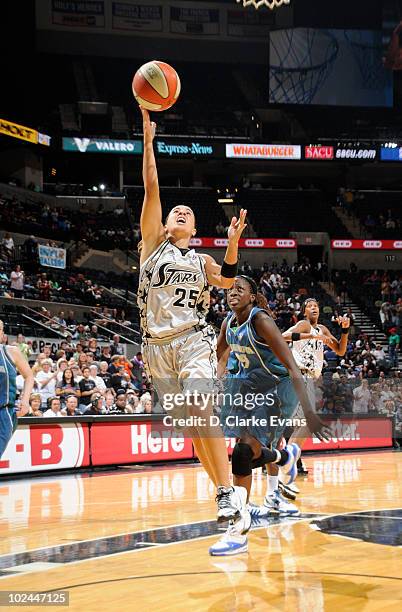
[
  {"xmin": 282, "ymin": 298, "xmax": 350, "ymax": 486},
  {"xmin": 138, "ymin": 108, "xmax": 248, "ymax": 536}
]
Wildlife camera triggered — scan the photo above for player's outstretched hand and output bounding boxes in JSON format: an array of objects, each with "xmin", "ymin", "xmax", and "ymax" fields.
[
  {"xmin": 335, "ymin": 314, "xmax": 350, "ymax": 329},
  {"xmin": 140, "ymin": 107, "xmax": 156, "ymax": 142},
  {"xmin": 227, "ymin": 209, "xmax": 247, "ymax": 243},
  {"xmin": 306, "ymin": 412, "xmax": 332, "ymax": 442}
]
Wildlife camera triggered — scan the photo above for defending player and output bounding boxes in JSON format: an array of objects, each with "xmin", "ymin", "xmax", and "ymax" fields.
[
  {"xmin": 0, "ymin": 320, "xmax": 34, "ymax": 459},
  {"xmin": 138, "ymin": 108, "xmax": 248, "ymax": 532},
  {"xmin": 209, "ymin": 277, "xmax": 330, "ymax": 555}
]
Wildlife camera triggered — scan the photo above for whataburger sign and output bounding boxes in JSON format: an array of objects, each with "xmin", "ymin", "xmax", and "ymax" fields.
[{"xmin": 226, "ymin": 143, "xmax": 301, "ymax": 160}]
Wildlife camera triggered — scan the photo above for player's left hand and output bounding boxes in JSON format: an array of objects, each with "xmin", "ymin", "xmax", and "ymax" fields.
[
  {"xmin": 306, "ymin": 412, "xmax": 332, "ymax": 442},
  {"xmin": 19, "ymin": 399, "xmax": 30, "ymax": 417},
  {"xmin": 336, "ymin": 315, "xmax": 350, "ymax": 328},
  {"xmin": 227, "ymin": 209, "xmax": 247, "ymax": 243}
]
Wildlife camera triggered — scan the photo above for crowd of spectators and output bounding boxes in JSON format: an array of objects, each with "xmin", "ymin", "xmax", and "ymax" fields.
[
  {"xmin": 0, "ymin": 194, "xmax": 135, "ymax": 252},
  {"xmin": 9, "ymin": 333, "xmax": 157, "ymax": 416},
  {"xmin": 336, "ymin": 187, "xmax": 401, "ymax": 239}
]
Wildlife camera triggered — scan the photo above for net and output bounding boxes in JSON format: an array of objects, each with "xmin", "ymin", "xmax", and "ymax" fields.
[
  {"xmin": 236, "ymin": 0, "xmax": 291, "ymax": 9},
  {"xmin": 344, "ymin": 30, "xmax": 388, "ymax": 90},
  {"xmin": 269, "ymin": 28, "xmax": 339, "ymax": 104}
]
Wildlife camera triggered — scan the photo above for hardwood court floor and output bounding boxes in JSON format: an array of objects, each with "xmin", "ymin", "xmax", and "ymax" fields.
[{"xmin": 0, "ymin": 450, "xmax": 401, "ymax": 610}]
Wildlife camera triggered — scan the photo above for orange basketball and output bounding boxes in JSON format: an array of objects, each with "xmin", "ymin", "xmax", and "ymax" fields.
[{"xmin": 132, "ymin": 61, "xmax": 181, "ymax": 112}]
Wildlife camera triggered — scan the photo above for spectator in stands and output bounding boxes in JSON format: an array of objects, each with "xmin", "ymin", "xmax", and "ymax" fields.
[
  {"xmin": 54, "ymin": 357, "xmax": 68, "ymax": 382},
  {"xmin": 65, "ymin": 310, "xmax": 77, "ymax": 328},
  {"xmin": 37, "ymin": 273, "xmax": 50, "ymax": 301},
  {"xmin": 1, "ymin": 232, "xmax": 14, "ymax": 259},
  {"xmin": 108, "ymin": 390, "xmax": 128, "ymax": 414},
  {"xmin": 101, "ymin": 345, "xmax": 112, "ymax": 364},
  {"xmin": 56, "ymin": 368, "xmax": 80, "ymax": 404},
  {"xmin": 110, "ymin": 334, "xmax": 124, "ymax": 356},
  {"xmin": 126, "ymin": 389, "xmax": 140, "ymax": 413},
  {"xmin": 353, "ymin": 379, "xmax": 371, "ymax": 413},
  {"xmin": 14, "ymin": 334, "xmax": 32, "ymax": 359},
  {"xmin": 65, "ymin": 395, "xmax": 80, "ymax": 416},
  {"xmin": 88, "ymin": 337, "xmax": 100, "ymax": 359},
  {"xmin": 35, "ymin": 359, "xmax": 58, "ymax": 409},
  {"xmin": 84, "ymin": 393, "xmax": 106, "ymax": 415},
  {"xmin": 78, "ymin": 366, "xmax": 97, "ymax": 413},
  {"xmin": 23, "ymin": 235, "xmax": 38, "ymax": 260},
  {"xmin": 89, "ymin": 364, "xmax": 106, "ymax": 393},
  {"xmin": 216, "ymin": 221, "xmax": 225, "ymax": 236},
  {"xmin": 98, "ymin": 361, "xmax": 113, "ymax": 388},
  {"xmin": 10, "ymin": 265, "xmax": 25, "ymax": 298},
  {"xmin": 104, "ymin": 390, "xmax": 115, "ymax": 412},
  {"xmin": 131, "ymin": 352, "xmax": 144, "ymax": 386},
  {"xmin": 26, "ymin": 393, "xmax": 43, "ymax": 417},
  {"xmin": 137, "ymin": 392, "xmax": 153, "ymax": 414},
  {"xmin": 373, "ymin": 344, "xmax": 389, "ymax": 371},
  {"xmin": 43, "ymin": 397, "xmax": 66, "ymax": 417},
  {"xmin": 388, "ymin": 327, "xmax": 400, "ymax": 368},
  {"xmin": 241, "ymin": 261, "xmax": 252, "ymax": 274}
]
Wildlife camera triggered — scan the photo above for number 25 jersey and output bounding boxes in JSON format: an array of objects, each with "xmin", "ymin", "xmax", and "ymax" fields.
[{"xmin": 138, "ymin": 240, "xmax": 210, "ymax": 341}]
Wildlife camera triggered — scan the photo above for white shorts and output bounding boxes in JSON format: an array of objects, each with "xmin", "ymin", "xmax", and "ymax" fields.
[{"xmin": 142, "ymin": 326, "xmax": 217, "ymax": 415}]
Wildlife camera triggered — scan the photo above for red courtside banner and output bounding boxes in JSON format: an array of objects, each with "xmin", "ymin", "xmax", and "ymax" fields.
[
  {"xmin": 331, "ymin": 239, "xmax": 402, "ymax": 250},
  {"xmin": 302, "ymin": 417, "xmax": 393, "ymax": 451},
  {"xmin": 90, "ymin": 421, "xmax": 194, "ymax": 465},
  {"xmin": 189, "ymin": 238, "xmax": 297, "ymax": 248},
  {"xmin": 0, "ymin": 423, "xmax": 90, "ymax": 475}
]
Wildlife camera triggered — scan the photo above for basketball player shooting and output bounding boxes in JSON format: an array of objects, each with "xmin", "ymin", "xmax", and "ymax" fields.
[{"xmin": 138, "ymin": 107, "xmax": 249, "ymax": 535}]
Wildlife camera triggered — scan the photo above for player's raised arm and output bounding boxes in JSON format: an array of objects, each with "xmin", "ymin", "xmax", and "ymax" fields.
[
  {"xmin": 282, "ymin": 320, "xmax": 316, "ymax": 342},
  {"xmin": 319, "ymin": 315, "xmax": 350, "ymax": 356},
  {"xmin": 140, "ymin": 108, "xmax": 165, "ymax": 260},
  {"xmin": 253, "ymin": 312, "xmax": 330, "ymax": 441},
  {"xmin": 217, "ymin": 318, "xmax": 230, "ymax": 378},
  {"xmin": 202, "ymin": 209, "xmax": 247, "ymax": 289}
]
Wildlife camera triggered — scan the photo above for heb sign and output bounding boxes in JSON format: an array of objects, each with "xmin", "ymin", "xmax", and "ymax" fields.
[
  {"xmin": 226, "ymin": 143, "xmax": 301, "ymax": 160},
  {"xmin": 90, "ymin": 421, "xmax": 194, "ymax": 465},
  {"xmin": 332, "ymin": 239, "xmax": 402, "ymax": 250},
  {"xmin": 303, "ymin": 417, "xmax": 392, "ymax": 451},
  {"xmin": 305, "ymin": 146, "xmax": 334, "ymax": 160},
  {"xmin": 0, "ymin": 423, "xmax": 90, "ymax": 475},
  {"xmin": 189, "ymin": 238, "xmax": 297, "ymax": 249}
]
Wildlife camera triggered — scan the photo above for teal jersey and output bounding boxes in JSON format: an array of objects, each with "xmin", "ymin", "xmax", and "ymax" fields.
[
  {"xmin": 225, "ymin": 306, "xmax": 289, "ymax": 382},
  {"xmin": 0, "ymin": 345, "xmax": 17, "ymax": 409}
]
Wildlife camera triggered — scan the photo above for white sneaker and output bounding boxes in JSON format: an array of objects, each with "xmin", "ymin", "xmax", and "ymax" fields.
[
  {"xmin": 247, "ymin": 501, "xmax": 278, "ymax": 518},
  {"xmin": 263, "ymin": 490, "xmax": 300, "ymax": 516},
  {"xmin": 286, "ymin": 482, "xmax": 300, "ymax": 494},
  {"xmin": 216, "ymin": 485, "xmax": 246, "ymax": 523},
  {"xmin": 209, "ymin": 521, "xmax": 249, "ymax": 556}
]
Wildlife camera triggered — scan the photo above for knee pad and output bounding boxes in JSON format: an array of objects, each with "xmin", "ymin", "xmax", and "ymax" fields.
[
  {"xmin": 231, "ymin": 442, "xmax": 253, "ymax": 476},
  {"xmin": 251, "ymin": 446, "xmax": 274, "ymax": 470}
]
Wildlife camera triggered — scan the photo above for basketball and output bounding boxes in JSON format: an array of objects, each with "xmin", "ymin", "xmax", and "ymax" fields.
[{"xmin": 132, "ymin": 61, "xmax": 181, "ymax": 112}]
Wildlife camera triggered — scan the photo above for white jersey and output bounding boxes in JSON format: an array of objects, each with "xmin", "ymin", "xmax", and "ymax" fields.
[
  {"xmin": 291, "ymin": 323, "xmax": 324, "ymax": 379},
  {"xmin": 138, "ymin": 239, "xmax": 210, "ymax": 342}
]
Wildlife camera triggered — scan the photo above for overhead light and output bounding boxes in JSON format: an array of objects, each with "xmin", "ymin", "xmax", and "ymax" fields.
[
  {"xmin": 99, "ymin": 183, "xmax": 106, "ymax": 191},
  {"xmin": 218, "ymin": 198, "xmax": 233, "ymax": 203},
  {"xmin": 92, "ymin": 185, "xmax": 98, "ymax": 191}
]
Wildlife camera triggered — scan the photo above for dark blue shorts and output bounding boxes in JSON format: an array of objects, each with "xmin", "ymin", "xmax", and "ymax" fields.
[
  {"xmin": 0, "ymin": 408, "xmax": 17, "ymax": 459},
  {"xmin": 219, "ymin": 375, "xmax": 299, "ymax": 447}
]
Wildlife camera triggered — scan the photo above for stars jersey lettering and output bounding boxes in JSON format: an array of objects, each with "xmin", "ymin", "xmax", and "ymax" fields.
[{"xmin": 138, "ymin": 240, "xmax": 210, "ymax": 340}]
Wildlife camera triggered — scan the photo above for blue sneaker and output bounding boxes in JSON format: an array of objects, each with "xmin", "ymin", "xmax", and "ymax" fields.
[
  {"xmin": 209, "ymin": 526, "xmax": 248, "ymax": 556},
  {"xmin": 280, "ymin": 443, "xmax": 301, "ymax": 485},
  {"xmin": 262, "ymin": 490, "xmax": 300, "ymax": 516},
  {"xmin": 209, "ymin": 507, "xmax": 251, "ymax": 556}
]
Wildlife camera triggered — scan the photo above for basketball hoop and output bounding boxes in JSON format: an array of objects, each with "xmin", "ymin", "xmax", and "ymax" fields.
[{"xmin": 236, "ymin": 0, "xmax": 291, "ymax": 10}]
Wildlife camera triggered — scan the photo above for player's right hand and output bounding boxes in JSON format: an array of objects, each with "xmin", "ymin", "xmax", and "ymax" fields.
[
  {"xmin": 140, "ymin": 107, "xmax": 156, "ymax": 141},
  {"xmin": 305, "ymin": 412, "xmax": 332, "ymax": 442}
]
